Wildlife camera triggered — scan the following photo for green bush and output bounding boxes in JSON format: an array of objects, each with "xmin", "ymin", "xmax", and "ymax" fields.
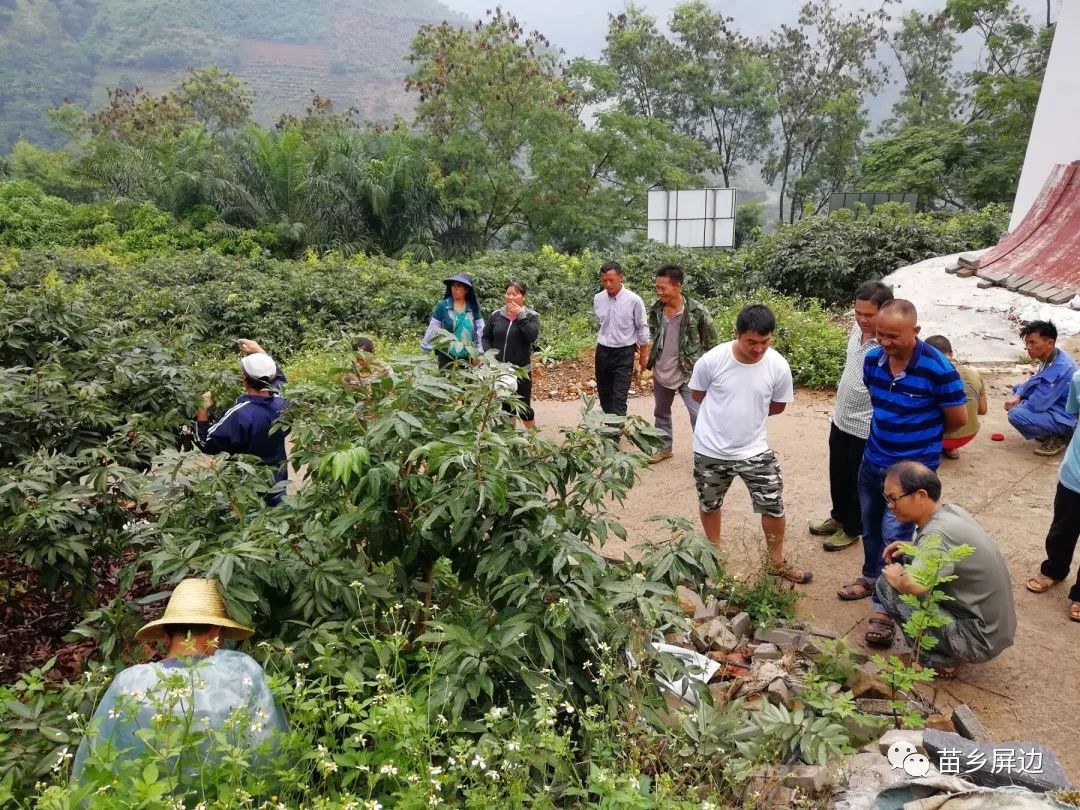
[{"xmin": 747, "ymin": 203, "xmax": 1008, "ymax": 307}]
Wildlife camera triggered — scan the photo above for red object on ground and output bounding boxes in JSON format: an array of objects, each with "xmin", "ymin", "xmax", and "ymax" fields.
[
  {"xmin": 974, "ymin": 161, "xmax": 1080, "ymax": 301},
  {"xmin": 991, "ymin": 433, "xmax": 1005, "ymax": 441},
  {"xmin": 943, "ymin": 434, "xmax": 977, "ymax": 451}
]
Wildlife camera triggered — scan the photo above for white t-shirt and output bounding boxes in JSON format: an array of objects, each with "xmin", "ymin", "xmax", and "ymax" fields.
[{"xmin": 688, "ymin": 342, "xmax": 794, "ymax": 460}]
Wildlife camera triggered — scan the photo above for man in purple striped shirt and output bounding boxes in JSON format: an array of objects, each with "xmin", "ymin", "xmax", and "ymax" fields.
[{"xmin": 593, "ymin": 261, "xmax": 650, "ymax": 416}]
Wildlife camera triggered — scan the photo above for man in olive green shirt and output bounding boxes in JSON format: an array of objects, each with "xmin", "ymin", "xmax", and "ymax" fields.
[
  {"xmin": 644, "ymin": 265, "xmax": 718, "ymax": 463},
  {"xmin": 926, "ymin": 336, "xmax": 987, "ymax": 460},
  {"xmin": 872, "ymin": 461, "xmax": 1016, "ymax": 675}
]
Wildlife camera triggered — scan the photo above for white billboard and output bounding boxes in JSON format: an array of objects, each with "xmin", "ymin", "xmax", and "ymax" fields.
[{"xmin": 647, "ymin": 188, "xmax": 736, "ymax": 248}]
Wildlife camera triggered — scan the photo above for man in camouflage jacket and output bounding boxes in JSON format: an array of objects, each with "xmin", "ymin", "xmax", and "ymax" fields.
[{"xmin": 644, "ymin": 265, "xmax": 718, "ymax": 462}]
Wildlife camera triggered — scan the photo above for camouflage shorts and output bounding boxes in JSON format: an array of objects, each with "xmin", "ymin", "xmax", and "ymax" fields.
[{"xmin": 693, "ymin": 451, "xmax": 785, "ymax": 517}]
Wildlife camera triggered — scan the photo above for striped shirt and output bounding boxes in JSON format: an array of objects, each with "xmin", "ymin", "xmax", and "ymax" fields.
[
  {"xmin": 863, "ymin": 339, "xmax": 966, "ymax": 469},
  {"xmin": 832, "ymin": 324, "xmax": 879, "ymax": 439}
]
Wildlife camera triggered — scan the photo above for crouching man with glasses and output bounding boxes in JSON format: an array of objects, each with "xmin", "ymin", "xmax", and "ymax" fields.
[{"xmin": 869, "ymin": 461, "xmax": 1016, "ymax": 678}]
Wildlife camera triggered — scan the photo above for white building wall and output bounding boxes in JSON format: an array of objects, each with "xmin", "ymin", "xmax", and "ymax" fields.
[{"xmin": 1010, "ymin": 0, "xmax": 1080, "ymax": 230}]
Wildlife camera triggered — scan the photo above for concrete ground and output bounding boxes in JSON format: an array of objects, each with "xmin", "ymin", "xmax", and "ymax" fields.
[{"xmin": 534, "ymin": 376, "xmax": 1080, "ymax": 782}]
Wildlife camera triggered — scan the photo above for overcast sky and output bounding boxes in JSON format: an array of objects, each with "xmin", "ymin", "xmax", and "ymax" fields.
[{"xmin": 440, "ymin": 0, "xmax": 1055, "ymax": 59}]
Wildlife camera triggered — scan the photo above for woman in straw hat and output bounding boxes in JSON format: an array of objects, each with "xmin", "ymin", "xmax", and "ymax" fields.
[{"xmin": 72, "ymin": 578, "xmax": 287, "ymax": 783}]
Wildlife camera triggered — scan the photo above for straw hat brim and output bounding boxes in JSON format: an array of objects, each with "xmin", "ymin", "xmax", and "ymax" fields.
[{"xmin": 135, "ymin": 615, "xmax": 254, "ymax": 642}]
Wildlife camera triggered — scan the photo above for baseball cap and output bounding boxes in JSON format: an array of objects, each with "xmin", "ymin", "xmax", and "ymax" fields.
[{"xmin": 240, "ymin": 352, "xmax": 278, "ymax": 389}]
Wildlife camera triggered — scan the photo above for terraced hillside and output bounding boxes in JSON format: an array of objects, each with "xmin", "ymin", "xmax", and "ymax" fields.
[{"xmin": 0, "ymin": 0, "xmax": 465, "ymax": 148}]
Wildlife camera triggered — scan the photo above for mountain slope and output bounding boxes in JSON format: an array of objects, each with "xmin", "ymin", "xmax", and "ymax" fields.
[{"xmin": 0, "ymin": 0, "xmax": 466, "ymax": 149}]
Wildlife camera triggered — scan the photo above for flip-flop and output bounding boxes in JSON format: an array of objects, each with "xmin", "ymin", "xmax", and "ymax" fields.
[
  {"xmin": 1070, "ymin": 603, "xmax": 1080, "ymax": 623},
  {"xmin": 1026, "ymin": 575, "xmax": 1060, "ymax": 594},
  {"xmin": 865, "ymin": 616, "xmax": 894, "ymax": 647}
]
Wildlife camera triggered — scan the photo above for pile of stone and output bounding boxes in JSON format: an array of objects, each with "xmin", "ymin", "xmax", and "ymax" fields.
[{"xmin": 667, "ymin": 586, "xmax": 1075, "ymax": 807}]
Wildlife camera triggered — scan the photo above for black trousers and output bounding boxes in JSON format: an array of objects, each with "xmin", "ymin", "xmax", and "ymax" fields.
[
  {"xmin": 595, "ymin": 344, "xmax": 636, "ymax": 416},
  {"xmin": 1042, "ymin": 482, "xmax": 1080, "ymax": 602},
  {"xmin": 828, "ymin": 423, "xmax": 867, "ymax": 537}
]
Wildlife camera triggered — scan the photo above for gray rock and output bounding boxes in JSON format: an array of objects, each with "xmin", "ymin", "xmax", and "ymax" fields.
[
  {"xmin": 798, "ymin": 637, "xmax": 823, "ymax": 656},
  {"xmin": 844, "ymin": 713, "xmax": 890, "ymax": 744},
  {"xmin": 780, "ymin": 763, "xmax": 833, "ymax": 793},
  {"xmin": 878, "ymin": 729, "xmax": 925, "ymax": 756},
  {"xmin": 691, "ymin": 617, "xmax": 739, "ymax": 653},
  {"xmin": 729, "ymin": 611, "xmax": 751, "ymax": 638},
  {"xmin": 676, "ymin": 585, "xmax": 705, "ymax": 617},
  {"xmin": 752, "ymin": 642, "xmax": 783, "ymax": 661},
  {"xmin": 756, "ymin": 626, "xmax": 804, "ymax": 651},
  {"xmin": 767, "ymin": 678, "xmax": 793, "ymax": 709},
  {"xmin": 693, "ymin": 599, "xmax": 720, "ymax": 620},
  {"xmin": 923, "ymin": 729, "xmax": 1074, "ymax": 792},
  {"xmin": 951, "ymin": 704, "xmax": 993, "ymax": 743},
  {"xmin": 856, "ymin": 698, "xmax": 922, "ymax": 716}
]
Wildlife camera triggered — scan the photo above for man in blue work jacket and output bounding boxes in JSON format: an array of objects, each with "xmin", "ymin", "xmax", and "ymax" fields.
[
  {"xmin": 1005, "ymin": 320, "xmax": 1078, "ymax": 457},
  {"xmin": 195, "ymin": 338, "xmax": 289, "ymax": 505}
]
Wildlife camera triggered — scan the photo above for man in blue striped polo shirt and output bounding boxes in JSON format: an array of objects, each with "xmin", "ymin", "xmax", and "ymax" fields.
[{"xmin": 836, "ymin": 299, "xmax": 968, "ymax": 648}]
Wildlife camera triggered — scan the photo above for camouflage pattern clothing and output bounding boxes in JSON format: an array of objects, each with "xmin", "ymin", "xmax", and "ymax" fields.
[
  {"xmin": 693, "ymin": 451, "xmax": 785, "ymax": 517},
  {"xmin": 645, "ymin": 296, "xmax": 718, "ymax": 380}
]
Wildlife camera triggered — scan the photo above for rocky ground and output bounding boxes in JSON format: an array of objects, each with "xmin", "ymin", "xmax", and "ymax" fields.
[{"xmin": 534, "ymin": 370, "xmax": 1080, "ymax": 785}]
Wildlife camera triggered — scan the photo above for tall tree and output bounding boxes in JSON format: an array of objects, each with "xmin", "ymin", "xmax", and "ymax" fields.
[
  {"xmin": 407, "ymin": 9, "xmax": 708, "ymax": 252},
  {"xmin": 886, "ymin": 10, "xmax": 961, "ymax": 129},
  {"xmin": 406, "ymin": 10, "xmax": 578, "ymax": 248},
  {"xmin": 947, "ymin": 0, "xmax": 1053, "ymax": 207},
  {"xmin": 762, "ymin": 0, "xmax": 889, "ymax": 223},
  {"xmin": 668, "ymin": 1, "xmax": 774, "ymax": 188},
  {"xmin": 592, "ymin": 4, "xmax": 683, "ymax": 120}
]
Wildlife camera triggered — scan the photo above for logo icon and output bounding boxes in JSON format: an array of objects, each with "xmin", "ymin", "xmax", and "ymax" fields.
[{"xmin": 887, "ymin": 741, "xmax": 931, "ymax": 777}]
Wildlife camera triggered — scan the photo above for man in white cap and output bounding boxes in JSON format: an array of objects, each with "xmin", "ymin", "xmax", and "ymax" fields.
[
  {"xmin": 195, "ymin": 338, "xmax": 289, "ymax": 504},
  {"xmin": 72, "ymin": 578, "xmax": 287, "ymax": 783}
]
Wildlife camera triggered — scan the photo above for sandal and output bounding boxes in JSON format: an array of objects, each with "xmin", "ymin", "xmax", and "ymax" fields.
[
  {"xmin": 865, "ymin": 615, "xmax": 895, "ymax": 648},
  {"xmin": 1026, "ymin": 574, "xmax": 1060, "ymax": 594},
  {"xmin": 766, "ymin": 560, "xmax": 813, "ymax": 585},
  {"xmin": 838, "ymin": 579, "xmax": 874, "ymax": 601},
  {"xmin": 1071, "ymin": 602, "xmax": 1080, "ymax": 623}
]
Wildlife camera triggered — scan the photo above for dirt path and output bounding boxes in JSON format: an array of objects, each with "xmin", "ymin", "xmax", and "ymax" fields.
[{"xmin": 534, "ymin": 374, "xmax": 1080, "ymax": 781}]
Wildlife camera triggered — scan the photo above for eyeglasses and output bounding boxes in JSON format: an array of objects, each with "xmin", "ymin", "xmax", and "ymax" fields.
[{"xmin": 883, "ymin": 490, "xmax": 916, "ymax": 508}]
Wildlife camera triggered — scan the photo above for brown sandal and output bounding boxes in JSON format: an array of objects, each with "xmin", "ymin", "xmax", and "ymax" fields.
[
  {"xmin": 767, "ymin": 560, "xmax": 813, "ymax": 585},
  {"xmin": 838, "ymin": 579, "xmax": 874, "ymax": 601},
  {"xmin": 865, "ymin": 615, "xmax": 895, "ymax": 647},
  {"xmin": 1026, "ymin": 574, "xmax": 1060, "ymax": 594},
  {"xmin": 1070, "ymin": 602, "xmax": 1080, "ymax": 623}
]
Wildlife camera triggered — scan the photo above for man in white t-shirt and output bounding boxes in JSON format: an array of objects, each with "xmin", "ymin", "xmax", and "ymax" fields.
[{"xmin": 688, "ymin": 304, "xmax": 811, "ymax": 585}]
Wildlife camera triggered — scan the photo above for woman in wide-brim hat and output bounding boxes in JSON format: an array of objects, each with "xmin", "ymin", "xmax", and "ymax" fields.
[
  {"xmin": 72, "ymin": 578, "xmax": 287, "ymax": 783},
  {"xmin": 421, "ymin": 271, "xmax": 486, "ymax": 367}
]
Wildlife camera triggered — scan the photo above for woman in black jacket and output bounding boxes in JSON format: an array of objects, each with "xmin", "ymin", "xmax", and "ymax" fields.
[{"xmin": 484, "ymin": 281, "xmax": 541, "ymax": 428}]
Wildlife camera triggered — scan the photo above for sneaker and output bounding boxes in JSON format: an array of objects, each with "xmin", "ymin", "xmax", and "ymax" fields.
[
  {"xmin": 822, "ymin": 529, "xmax": 859, "ymax": 551},
  {"xmin": 1034, "ymin": 436, "xmax": 1068, "ymax": 457},
  {"xmin": 808, "ymin": 516, "xmax": 840, "ymax": 536},
  {"xmin": 648, "ymin": 449, "xmax": 673, "ymax": 464}
]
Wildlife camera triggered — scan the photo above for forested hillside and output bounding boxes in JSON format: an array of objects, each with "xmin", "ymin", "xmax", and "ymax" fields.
[{"xmin": 0, "ymin": 0, "xmax": 464, "ymax": 148}]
